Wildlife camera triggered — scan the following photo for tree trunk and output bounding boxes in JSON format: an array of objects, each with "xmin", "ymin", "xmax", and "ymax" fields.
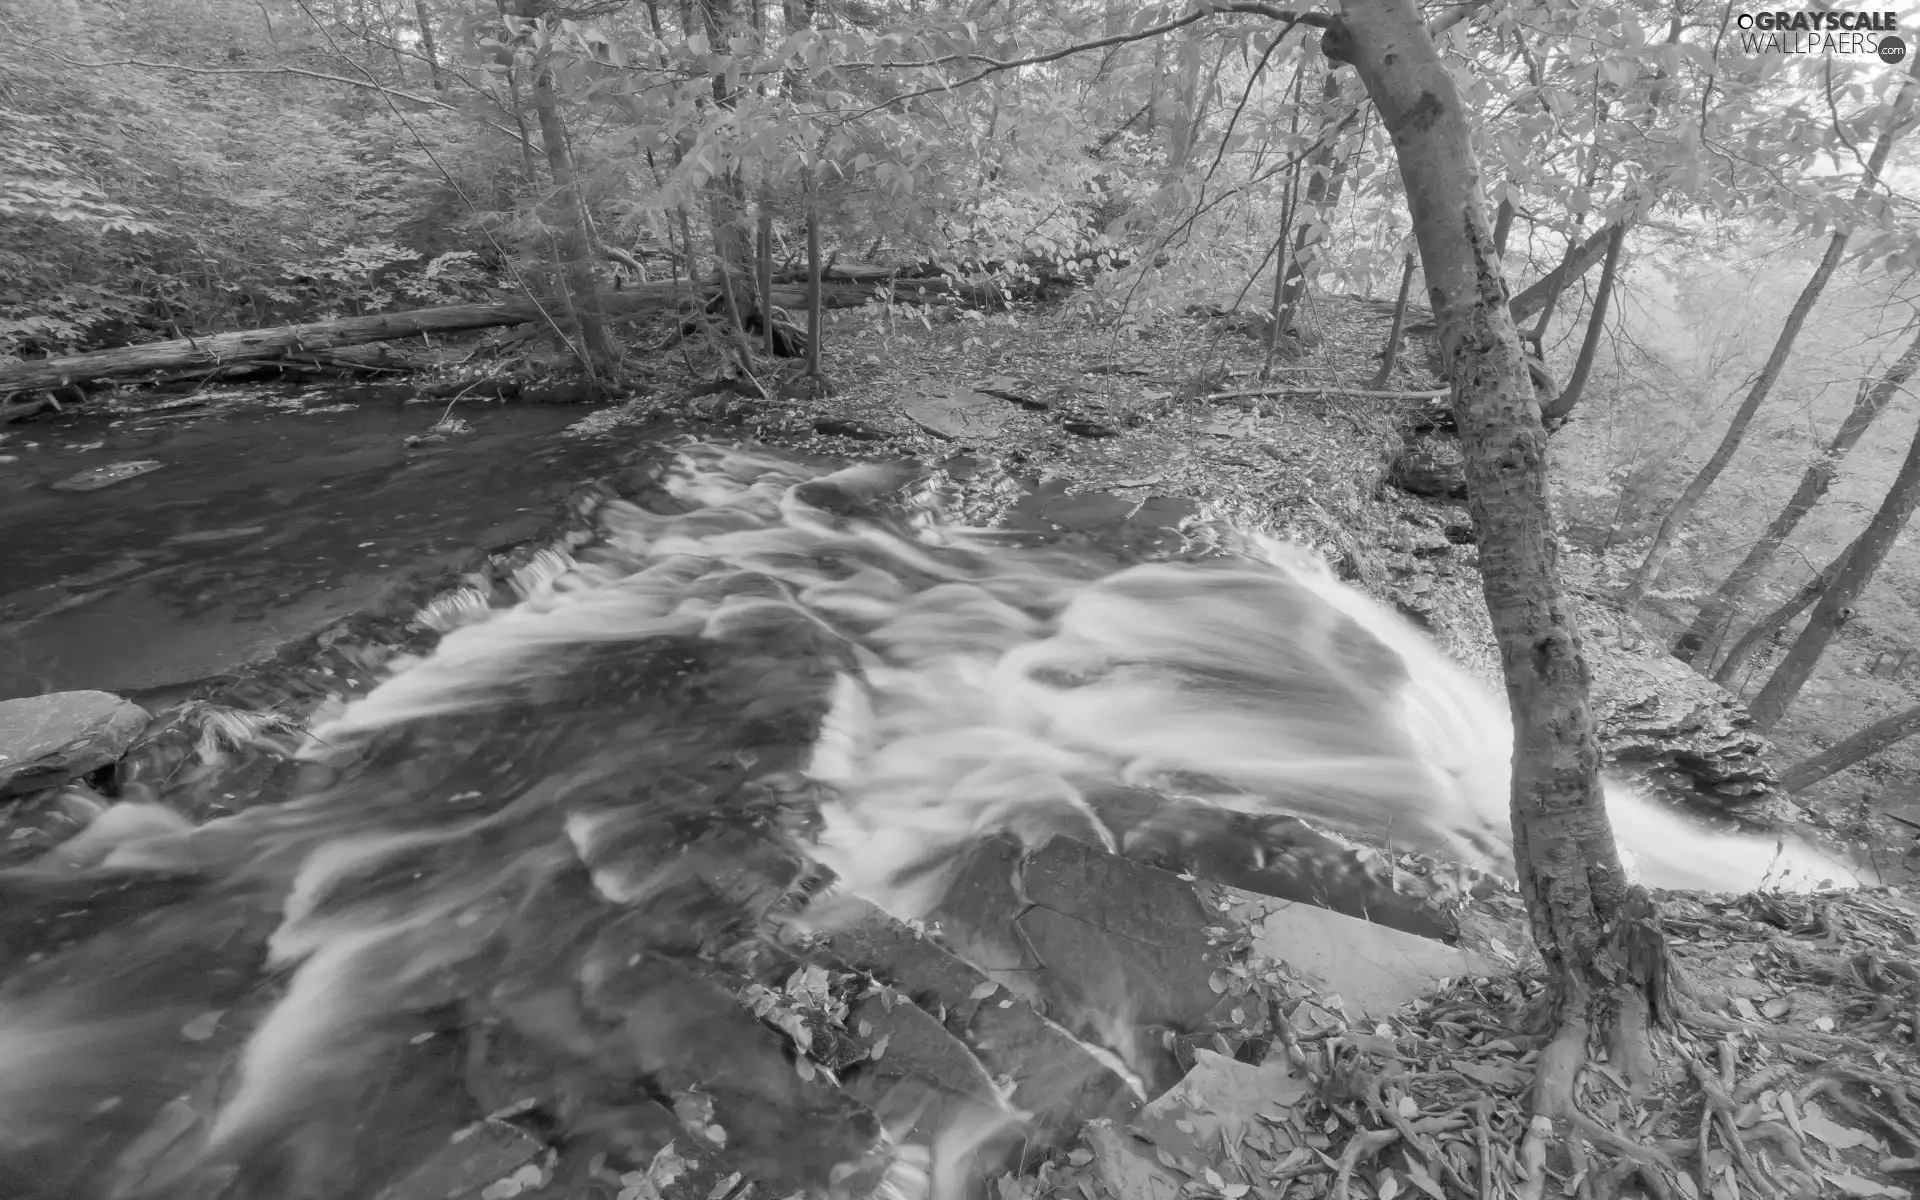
[
  {"xmin": 413, "ymin": 0, "xmax": 446, "ymax": 91},
  {"xmin": 1541, "ymin": 221, "xmax": 1625, "ymax": 423},
  {"xmin": 518, "ymin": 0, "xmax": 620, "ymax": 385},
  {"xmin": 1779, "ymin": 703, "xmax": 1920, "ymax": 792},
  {"xmin": 1272, "ymin": 72, "xmax": 1351, "ymax": 335},
  {"xmin": 806, "ymin": 187, "xmax": 825, "ymax": 380},
  {"xmin": 1491, "ymin": 197, "xmax": 1514, "ymax": 257},
  {"xmin": 1328, "ymin": 0, "xmax": 1633, "ymax": 1014},
  {"xmin": 1711, "ymin": 532, "xmax": 1860, "ymax": 686},
  {"xmin": 1619, "ymin": 233, "xmax": 1852, "ymax": 609},
  {"xmin": 1368, "ymin": 252, "xmax": 1417, "ymax": 390},
  {"xmin": 1508, "ymin": 223, "xmax": 1614, "ymax": 323},
  {"xmin": 1675, "ymin": 325, "xmax": 1920, "ymax": 664},
  {"xmin": 1623, "ymin": 59, "xmax": 1916, "ymax": 611},
  {"xmin": 757, "ymin": 207, "xmax": 776, "ymax": 355},
  {"xmin": 1748, "ymin": 414, "xmax": 1920, "ymax": 730}
]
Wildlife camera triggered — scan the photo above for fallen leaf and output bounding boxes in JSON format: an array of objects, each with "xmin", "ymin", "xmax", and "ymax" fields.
[
  {"xmin": 1824, "ymin": 1172, "xmax": 1909, "ymax": 1199},
  {"xmin": 180, "ymin": 1010, "xmax": 225, "ymax": 1042},
  {"xmin": 970, "ymin": 981, "xmax": 999, "ymax": 1001},
  {"xmin": 1673, "ymin": 1167, "xmax": 1701, "ymax": 1200},
  {"xmin": 1377, "ymin": 1170, "xmax": 1401, "ymax": 1200},
  {"xmin": 1802, "ymin": 1103, "xmax": 1881, "ymax": 1151},
  {"xmin": 1762, "ymin": 996, "xmax": 1792, "ymax": 1020}
]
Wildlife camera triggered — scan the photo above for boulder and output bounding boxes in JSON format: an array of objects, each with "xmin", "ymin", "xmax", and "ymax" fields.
[
  {"xmin": 1386, "ymin": 433, "xmax": 1468, "ymax": 500},
  {"xmin": 0, "ymin": 691, "xmax": 150, "ymax": 798},
  {"xmin": 1584, "ymin": 637, "xmax": 1783, "ymax": 823},
  {"xmin": 819, "ymin": 894, "xmax": 1141, "ymax": 1158}
]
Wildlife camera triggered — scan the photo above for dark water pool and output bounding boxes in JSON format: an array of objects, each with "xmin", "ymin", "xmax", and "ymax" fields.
[{"xmin": 0, "ymin": 393, "xmax": 653, "ymax": 701}]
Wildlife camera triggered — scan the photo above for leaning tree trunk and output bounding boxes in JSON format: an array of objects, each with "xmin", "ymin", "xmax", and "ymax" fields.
[
  {"xmin": 1675, "ymin": 325, "xmax": 1920, "ymax": 665},
  {"xmin": 1711, "ymin": 531, "xmax": 1861, "ymax": 686},
  {"xmin": 1748, "ymin": 411, "xmax": 1920, "ymax": 730},
  {"xmin": 1622, "ymin": 58, "xmax": 1917, "ymax": 611},
  {"xmin": 1619, "ymin": 232, "xmax": 1851, "ymax": 609},
  {"xmin": 1327, "ymin": 0, "xmax": 1638, "ymax": 1046},
  {"xmin": 1778, "ymin": 703, "xmax": 1920, "ymax": 792},
  {"xmin": 1540, "ymin": 221, "xmax": 1625, "ymax": 423}
]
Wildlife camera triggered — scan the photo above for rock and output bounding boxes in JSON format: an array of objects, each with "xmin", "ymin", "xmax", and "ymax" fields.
[
  {"xmin": 1133, "ymin": 1049, "xmax": 1313, "ymax": 1171},
  {"xmin": 930, "ymin": 836, "xmax": 1479, "ymax": 1088},
  {"xmin": 1583, "ymin": 637, "xmax": 1782, "ymax": 822},
  {"xmin": 0, "ymin": 691, "xmax": 151, "ymax": 798},
  {"xmin": 819, "ymin": 896, "xmax": 1140, "ymax": 1152},
  {"xmin": 1081, "ymin": 1121, "xmax": 1186, "ymax": 1200},
  {"xmin": 1387, "ymin": 433, "xmax": 1467, "ymax": 500},
  {"xmin": 50, "ymin": 460, "xmax": 164, "ymax": 492},
  {"xmin": 372, "ymin": 1121, "xmax": 547, "ymax": 1200},
  {"xmin": 901, "ymin": 387, "xmax": 1010, "ymax": 440},
  {"xmin": 1239, "ymin": 896, "xmax": 1498, "ymax": 1019},
  {"xmin": 1092, "ymin": 790, "xmax": 1456, "ymax": 941}
]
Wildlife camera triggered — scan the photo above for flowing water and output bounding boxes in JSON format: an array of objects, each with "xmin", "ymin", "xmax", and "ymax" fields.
[{"xmin": 0, "ymin": 441, "xmax": 1857, "ymax": 1200}]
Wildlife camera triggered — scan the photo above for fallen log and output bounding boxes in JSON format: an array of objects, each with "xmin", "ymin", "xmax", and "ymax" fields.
[{"xmin": 0, "ymin": 280, "xmax": 876, "ymax": 395}]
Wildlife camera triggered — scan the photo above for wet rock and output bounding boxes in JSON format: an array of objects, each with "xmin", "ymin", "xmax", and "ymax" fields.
[
  {"xmin": 901, "ymin": 386, "xmax": 1010, "ymax": 440},
  {"xmin": 820, "ymin": 896, "xmax": 1140, "ymax": 1152},
  {"xmin": 1238, "ymin": 895, "xmax": 1496, "ymax": 1019},
  {"xmin": 1586, "ymin": 647, "xmax": 1782, "ymax": 821},
  {"xmin": 0, "ymin": 690, "xmax": 151, "ymax": 798},
  {"xmin": 930, "ymin": 836, "xmax": 1225, "ymax": 1093},
  {"xmin": 49, "ymin": 460, "xmax": 164, "ymax": 492},
  {"xmin": 1133, "ymin": 1049, "xmax": 1313, "ymax": 1171},
  {"xmin": 1387, "ymin": 433, "xmax": 1467, "ymax": 500},
  {"xmin": 1081, "ymin": 1120, "xmax": 1186, "ymax": 1200},
  {"xmin": 372, "ymin": 1119, "xmax": 546, "ymax": 1200},
  {"xmin": 1093, "ymin": 790, "xmax": 1456, "ymax": 941}
]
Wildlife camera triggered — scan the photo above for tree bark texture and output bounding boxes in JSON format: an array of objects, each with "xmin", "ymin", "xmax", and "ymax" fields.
[
  {"xmin": 1748, "ymin": 412, "xmax": 1920, "ymax": 730},
  {"xmin": 1779, "ymin": 703, "xmax": 1920, "ymax": 792},
  {"xmin": 1327, "ymin": 0, "xmax": 1629, "ymax": 984},
  {"xmin": 1675, "ymin": 326, "xmax": 1920, "ymax": 664}
]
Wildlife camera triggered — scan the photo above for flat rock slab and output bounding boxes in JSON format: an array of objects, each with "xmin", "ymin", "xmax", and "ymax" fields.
[
  {"xmin": 0, "ymin": 690, "xmax": 150, "ymax": 798},
  {"xmin": 50, "ymin": 460, "xmax": 165, "ymax": 492},
  {"xmin": 1236, "ymin": 895, "xmax": 1498, "ymax": 1019},
  {"xmin": 372, "ymin": 1120, "xmax": 546, "ymax": 1200},
  {"xmin": 932, "ymin": 836, "xmax": 1488, "ymax": 1087},
  {"xmin": 820, "ymin": 896, "xmax": 1139, "ymax": 1155},
  {"xmin": 900, "ymin": 386, "xmax": 1010, "ymax": 440}
]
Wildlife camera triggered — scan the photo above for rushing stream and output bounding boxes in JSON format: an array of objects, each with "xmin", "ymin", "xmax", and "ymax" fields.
[{"xmin": 0, "ymin": 441, "xmax": 1857, "ymax": 1200}]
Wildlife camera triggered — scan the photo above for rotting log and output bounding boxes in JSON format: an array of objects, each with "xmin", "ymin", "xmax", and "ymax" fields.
[{"xmin": 0, "ymin": 282, "xmax": 880, "ymax": 395}]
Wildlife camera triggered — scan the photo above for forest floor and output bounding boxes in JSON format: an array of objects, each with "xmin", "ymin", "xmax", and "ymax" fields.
[{"xmin": 4, "ymin": 292, "xmax": 1919, "ymax": 1200}]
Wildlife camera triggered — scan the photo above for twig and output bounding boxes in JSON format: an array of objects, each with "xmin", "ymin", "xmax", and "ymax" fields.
[{"xmin": 1206, "ymin": 386, "xmax": 1450, "ymax": 402}]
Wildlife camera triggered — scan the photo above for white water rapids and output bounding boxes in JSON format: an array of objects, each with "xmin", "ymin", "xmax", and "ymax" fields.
[{"xmin": 0, "ymin": 442, "xmax": 1856, "ymax": 1200}]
